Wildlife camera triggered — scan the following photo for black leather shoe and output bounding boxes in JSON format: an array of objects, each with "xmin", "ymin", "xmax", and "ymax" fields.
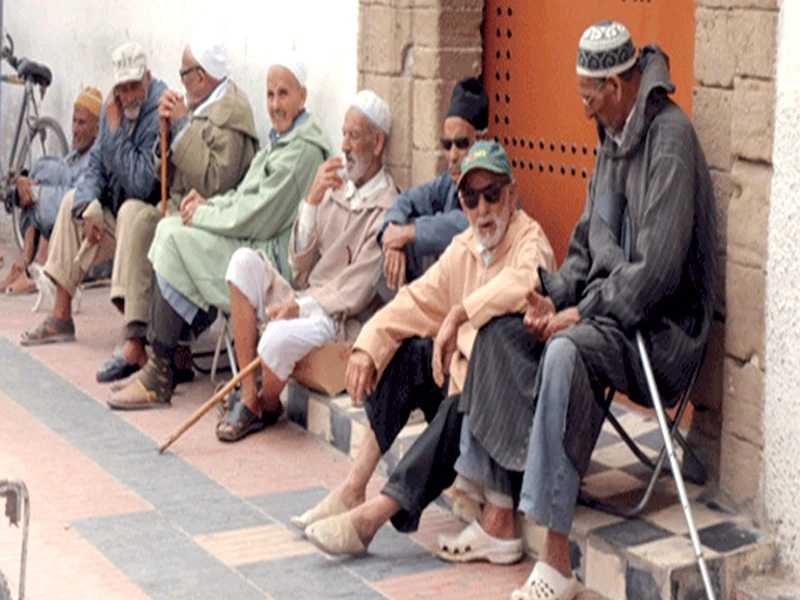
[{"xmin": 96, "ymin": 353, "xmax": 142, "ymax": 383}]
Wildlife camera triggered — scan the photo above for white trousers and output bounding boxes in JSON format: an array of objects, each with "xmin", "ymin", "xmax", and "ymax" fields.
[{"xmin": 225, "ymin": 247, "xmax": 336, "ymax": 381}]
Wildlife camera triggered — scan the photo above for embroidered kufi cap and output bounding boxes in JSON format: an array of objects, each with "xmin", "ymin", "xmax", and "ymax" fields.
[{"xmin": 576, "ymin": 21, "xmax": 637, "ymax": 78}]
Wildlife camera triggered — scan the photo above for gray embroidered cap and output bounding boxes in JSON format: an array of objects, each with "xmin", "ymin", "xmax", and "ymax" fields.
[{"xmin": 576, "ymin": 21, "xmax": 637, "ymax": 78}]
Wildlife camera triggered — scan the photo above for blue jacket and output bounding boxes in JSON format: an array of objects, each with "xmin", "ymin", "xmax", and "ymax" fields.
[
  {"xmin": 377, "ymin": 171, "xmax": 468, "ymax": 257},
  {"xmin": 73, "ymin": 77, "xmax": 167, "ymax": 218}
]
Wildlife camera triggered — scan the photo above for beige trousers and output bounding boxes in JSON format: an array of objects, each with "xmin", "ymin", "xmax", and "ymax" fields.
[
  {"xmin": 43, "ymin": 191, "xmax": 153, "ymax": 307},
  {"xmin": 43, "ymin": 190, "xmax": 116, "ymax": 297},
  {"xmin": 114, "ymin": 200, "xmax": 162, "ymax": 326}
]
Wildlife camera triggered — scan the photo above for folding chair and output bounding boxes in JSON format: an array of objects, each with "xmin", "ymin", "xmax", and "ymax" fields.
[
  {"xmin": 579, "ymin": 354, "xmax": 707, "ymax": 518},
  {"xmin": 579, "ymin": 334, "xmax": 716, "ymax": 600},
  {"xmin": 191, "ymin": 313, "xmax": 238, "ymax": 384}
]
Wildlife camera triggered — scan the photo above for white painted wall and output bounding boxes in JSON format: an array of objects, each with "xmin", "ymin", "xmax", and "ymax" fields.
[
  {"xmin": 1, "ymin": 0, "xmax": 358, "ymax": 161},
  {"xmin": 765, "ymin": 0, "xmax": 800, "ymax": 579}
]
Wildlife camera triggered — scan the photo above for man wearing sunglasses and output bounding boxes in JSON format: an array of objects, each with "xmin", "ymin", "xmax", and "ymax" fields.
[
  {"xmin": 377, "ymin": 77, "xmax": 488, "ymax": 293},
  {"xmin": 95, "ymin": 31, "xmax": 259, "ymax": 385},
  {"xmin": 294, "ymin": 141, "xmax": 556, "ymax": 558}
]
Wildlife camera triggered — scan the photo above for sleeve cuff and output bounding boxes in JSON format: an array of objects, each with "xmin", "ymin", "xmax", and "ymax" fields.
[{"xmin": 297, "ymin": 295, "xmax": 327, "ymax": 319}]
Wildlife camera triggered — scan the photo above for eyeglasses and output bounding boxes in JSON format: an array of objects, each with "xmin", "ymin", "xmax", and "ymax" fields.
[
  {"xmin": 179, "ymin": 65, "xmax": 204, "ymax": 79},
  {"xmin": 441, "ymin": 136, "xmax": 471, "ymax": 151},
  {"xmin": 460, "ymin": 179, "xmax": 509, "ymax": 209},
  {"xmin": 580, "ymin": 79, "xmax": 607, "ymax": 108}
]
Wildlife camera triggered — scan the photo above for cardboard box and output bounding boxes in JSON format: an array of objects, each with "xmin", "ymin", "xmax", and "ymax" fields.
[{"xmin": 292, "ymin": 342, "xmax": 352, "ymax": 396}]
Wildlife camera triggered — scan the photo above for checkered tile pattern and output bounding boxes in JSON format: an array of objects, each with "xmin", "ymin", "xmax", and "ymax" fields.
[{"xmin": 287, "ymin": 382, "xmax": 773, "ymax": 600}]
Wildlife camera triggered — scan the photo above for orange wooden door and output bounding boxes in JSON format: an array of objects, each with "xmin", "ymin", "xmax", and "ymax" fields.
[{"xmin": 484, "ymin": 2, "xmax": 695, "ymax": 263}]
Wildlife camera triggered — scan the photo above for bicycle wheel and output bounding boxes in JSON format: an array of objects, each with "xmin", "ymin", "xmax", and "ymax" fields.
[
  {"xmin": 11, "ymin": 116, "xmax": 69, "ymax": 251},
  {"xmin": 0, "ymin": 569, "xmax": 10, "ymax": 600}
]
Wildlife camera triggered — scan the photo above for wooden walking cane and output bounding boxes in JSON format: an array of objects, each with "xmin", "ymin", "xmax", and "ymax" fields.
[
  {"xmin": 158, "ymin": 357, "xmax": 261, "ymax": 453},
  {"xmin": 159, "ymin": 117, "xmax": 169, "ymax": 217}
]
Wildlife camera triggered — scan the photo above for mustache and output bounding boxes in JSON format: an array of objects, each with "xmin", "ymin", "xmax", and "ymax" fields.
[{"xmin": 121, "ymin": 98, "xmax": 143, "ymax": 110}]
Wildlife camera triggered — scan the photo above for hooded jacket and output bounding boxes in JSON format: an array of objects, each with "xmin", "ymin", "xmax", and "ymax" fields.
[
  {"xmin": 149, "ymin": 115, "xmax": 330, "ymax": 313},
  {"xmin": 542, "ymin": 46, "xmax": 717, "ymax": 400}
]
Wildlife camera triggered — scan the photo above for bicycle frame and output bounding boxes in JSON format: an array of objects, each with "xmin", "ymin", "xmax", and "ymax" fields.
[{"xmin": 1, "ymin": 75, "xmax": 39, "ymax": 207}]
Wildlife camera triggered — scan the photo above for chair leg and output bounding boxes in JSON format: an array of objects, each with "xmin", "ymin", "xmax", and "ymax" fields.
[
  {"xmin": 210, "ymin": 317, "xmax": 238, "ymax": 383},
  {"xmin": 635, "ymin": 332, "xmax": 717, "ymax": 600}
]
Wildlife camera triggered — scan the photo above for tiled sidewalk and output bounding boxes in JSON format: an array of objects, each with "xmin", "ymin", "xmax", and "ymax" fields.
[
  {"xmin": 0, "ymin": 284, "xmax": 537, "ymax": 600},
  {"xmin": 0, "ymin": 248, "xmax": 770, "ymax": 599}
]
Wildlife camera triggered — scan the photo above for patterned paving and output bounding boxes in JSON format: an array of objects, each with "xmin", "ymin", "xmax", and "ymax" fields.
[
  {"xmin": 288, "ymin": 382, "xmax": 773, "ymax": 600},
  {"xmin": 0, "ymin": 278, "xmax": 773, "ymax": 599}
]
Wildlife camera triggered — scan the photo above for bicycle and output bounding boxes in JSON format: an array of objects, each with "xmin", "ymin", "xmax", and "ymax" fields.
[{"xmin": 1, "ymin": 33, "xmax": 68, "ymax": 251}]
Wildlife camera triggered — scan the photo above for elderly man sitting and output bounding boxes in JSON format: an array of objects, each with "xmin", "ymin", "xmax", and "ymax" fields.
[
  {"xmin": 21, "ymin": 42, "xmax": 166, "ymax": 345},
  {"xmin": 378, "ymin": 77, "xmax": 488, "ymax": 291},
  {"xmin": 216, "ymin": 90, "xmax": 397, "ymax": 441},
  {"xmin": 1, "ymin": 87, "xmax": 101, "ymax": 295},
  {"xmin": 441, "ymin": 22, "xmax": 717, "ymax": 600},
  {"xmin": 108, "ymin": 55, "xmax": 329, "ymax": 410},
  {"xmin": 96, "ymin": 31, "xmax": 259, "ymax": 384},
  {"xmin": 293, "ymin": 142, "xmax": 556, "ymax": 556}
]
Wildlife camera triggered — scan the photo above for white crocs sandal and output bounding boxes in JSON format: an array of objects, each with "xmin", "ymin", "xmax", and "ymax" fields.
[
  {"xmin": 437, "ymin": 520, "xmax": 523, "ymax": 564},
  {"xmin": 511, "ymin": 561, "xmax": 578, "ymax": 600}
]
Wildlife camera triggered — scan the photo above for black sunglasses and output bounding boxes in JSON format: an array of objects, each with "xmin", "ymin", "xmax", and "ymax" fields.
[
  {"xmin": 440, "ymin": 136, "xmax": 471, "ymax": 151},
  {"xmin": 179, "ymin": 65, "xmax": 204, "ymax": 79},
  {"xmin": 460, "ymin": 179, "xmax": 509, "ymax": 209}
]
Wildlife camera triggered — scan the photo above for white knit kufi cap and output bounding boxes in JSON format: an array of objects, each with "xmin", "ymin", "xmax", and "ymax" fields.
[
  {"xmin": 271, "ymin": 52, "xmax": 306, "ymax": 87},
  {"xmin": 351, "ymin": 90, "xmax": 391, "ymax": 135},
  {"xmin": 189, "ymin": 30, "xmax": 228, "ymax": 80},
  {"xmin": 576, "ymin": 20, "xmax": 637, "ymax": 78}
]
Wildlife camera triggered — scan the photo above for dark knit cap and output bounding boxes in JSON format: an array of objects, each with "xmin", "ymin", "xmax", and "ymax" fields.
[{"xmin": 446, "ymin": 77, "xmax": 489, "ymax": 131}]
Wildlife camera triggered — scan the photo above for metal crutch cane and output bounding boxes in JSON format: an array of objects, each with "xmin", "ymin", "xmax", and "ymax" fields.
[{"xmin": 635, "ymin": 332, "xmax": 716, "ymax": 600}]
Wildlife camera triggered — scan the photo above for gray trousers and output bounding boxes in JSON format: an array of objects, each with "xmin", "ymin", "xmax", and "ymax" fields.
[{"xmin": 456, "ymin": 336, "xmax": 582, "ymax": 535}]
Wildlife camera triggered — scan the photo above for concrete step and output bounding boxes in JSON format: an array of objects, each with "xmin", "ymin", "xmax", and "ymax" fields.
[
  {"xmin": 734, "ymin": 574, "xmax": 800, "ymax": 599},
  {"xmin": 286, "ymin": 381, "xmax": 776, "ymax": 600}
]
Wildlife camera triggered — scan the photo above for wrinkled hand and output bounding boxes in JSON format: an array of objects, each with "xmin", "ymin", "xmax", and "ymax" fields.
[
  {"xmin": 523, "ymin": 290, "xmax": 556, "ymax": 342},
  {"xmin": 432, "ymin": 303, "xmax": 467, "ymax": 388},
  {"xmin": 306, "ymin": 157, "xmax": 345, "ymax": 206},
  {"xmin": 16, "ymin": 176, "xmax": 36, "ymax": 210},
  {"xmin": 265, "ymin": 299, "xmax": 300, "ymax": 321},
  {"xmin": 345, "ymin": 350, "xmax": 377, "ymax": 406},
  {"xmin": 105, "ymin": 91, "xmax": 122, "ymax": 131},
  {"xmin": 542, "ymin": 307, "xmax": 580, "ymax": 339},
  {"xmin": 158, "ymin": 89, "xmax": 188, "ymax": 125},
  {"xmin": 383, "ymin": 247, "xmax": 407, "ymax": 290},
  {"xmin": 180, "ymin": 189, "xmax": 207, "ymax": 226},
  {"xmin": 82, "ymin": 216, "xmax": 103, "ymax": 246},
  {"xmin": 382, "ymin": 223, "xmax": 416, "ymax": 251}
]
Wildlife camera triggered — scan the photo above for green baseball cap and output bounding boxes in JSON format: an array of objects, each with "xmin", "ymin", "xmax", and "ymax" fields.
[{"xmin": 456, "ymin": 140, "xmax": 512, "ymax": 189}]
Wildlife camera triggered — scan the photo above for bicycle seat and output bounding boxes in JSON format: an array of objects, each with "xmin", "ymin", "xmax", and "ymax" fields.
[{"xmin": 16, "ymin": 58, "xmax": 52, "ymax": 87}]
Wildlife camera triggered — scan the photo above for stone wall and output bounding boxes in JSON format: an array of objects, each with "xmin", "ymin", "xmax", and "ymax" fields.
[
  {"xmin": 693, "ymin": 0, "xmax": 778, "ymax": 521},
  {"xmin": 764, "ymin": 0, "xmax": 800, "ymax": 578},
  {"xmin": 357, "ymin": 0, "xmax": 484, "ymax": 191}
]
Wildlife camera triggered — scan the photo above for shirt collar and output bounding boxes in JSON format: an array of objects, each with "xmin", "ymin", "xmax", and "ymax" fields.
[
  {"xmin": 473, "ymin": 237, "xmax": 495, "ymax": 267},
  {"xmin": 345, "ymin": 167, "xmax": 389, "ymax": 209},
  {"xmin": 193, "ymin": 78, "xmax": 229, "ymax": 116},
  {"xmin": 269, "ymin": 109, "xmax": 308, "ymax": 145}
]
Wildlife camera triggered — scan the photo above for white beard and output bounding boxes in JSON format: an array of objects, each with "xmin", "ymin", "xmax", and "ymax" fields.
[{"xmin": 473, "ymin": 211, "xmax": 509, "ymax": 251}]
